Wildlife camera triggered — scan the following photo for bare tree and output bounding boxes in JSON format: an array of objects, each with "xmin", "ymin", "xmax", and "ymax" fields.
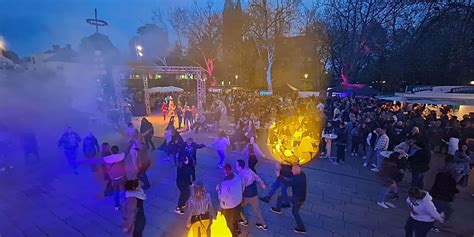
[
  {"xmin": 185, "ymin": 0, "xmax": 222, "ymax": 79},
  {"xmin": 323, "ymin": 0, "xmax": 405, "ymax": 84},
  {"xmin": 247, "ymin": 0, "xmax": 302, "ymax": 92},
  {"xmin": 168, "ymin": 7, "xmax": 189, "ymax": 48}
]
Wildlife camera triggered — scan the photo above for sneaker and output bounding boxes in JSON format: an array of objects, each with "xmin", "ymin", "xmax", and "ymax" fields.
[
  {"xmin": 181, "ymin": 204, "xmax": 187, "ymax": 209},
  {"xmin": 431, "ymin": 227, "xmax": 440, "ymax": 232},
  {"xmin": 174, "ymin": 207, "xmax": 184, "ymax": 215},
  {"xmin": 363, "ymin": 162, "xmax": 368, "ymax": 167},
  {"xmin": 377, "ymin": 202, "xmax": 389, "ymax": 209},
  {"xmin": 293, "ymin": 227, "xmax": 306, "ymax": 234},
  {"xmin": 385, "ymin": 202, "xmax": 396, "ymax": 208},
  {"xmin": 281, "ymin": 203, "xmax": 291, "ymax": 209},
  {"xmin": 371, "ymin": 163, "xmax": 377, "ymax": 168},
  {"xmin": 259, "ymin": 196, "xmax": 270, "ymax": 203},
  {"xmin": 238, "ymin": 220, "xmax": 248, "ymax": 226},
  {"xmin": 271, "ymin": 207, "xmax": 282, "ymax": 214},
  {"xmin": 256, "ymin": 223, "xmax": 268, "ymax": 231},
  {"xmin": 370, "ymin": 168, "xmax": 380, "ymax": 172}
]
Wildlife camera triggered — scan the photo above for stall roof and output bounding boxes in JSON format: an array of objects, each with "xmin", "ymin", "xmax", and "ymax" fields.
[
  {"xmin": 328, "ymin": 84, "xmax": 379, "ymax": 96},
  {"xmin": 146, "ymin": 86, "xmax": 184, "ymax": 94}
]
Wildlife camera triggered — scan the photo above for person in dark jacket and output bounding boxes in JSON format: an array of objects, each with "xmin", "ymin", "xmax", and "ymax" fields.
[
  {"xmin": 430, "ymin": 156, "xmax": 459, "ymax": 223},
  {"xmin": 140, "ymin": 118, "xmax": 155, "ymax": 150},
  {"xmin": 19, "ymin": 127, "xmax": 40, "ymax": 162},
  {"xmin": 335, "ymin": 122, "xmax": 348, "ymax": 164},
  {"xmin": 377, "ymin": 152, "xmax": 400, "ymax": 209},
  {"xmin": 182, "ymin": 138, "xmax": 206, "ymax": 181},
  {"xmin": 271, "ymin": 165, "xmax": 307, "ymax": 234},
  {"xmin": 175, "ymin": 155, "xmax": 193, "ymax": 215},
  {"xmin": 58, "ymin": 126, "xmax": 81, "ymax": 174},
  {"xmin": 408, "ymin": 142, "xmax": 431, "ymax": 189},
  {"xmin": 259, "ymin": 163, "xmax": 292, "ymax": 207}
]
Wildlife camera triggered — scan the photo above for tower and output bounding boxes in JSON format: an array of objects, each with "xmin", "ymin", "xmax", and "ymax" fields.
[{"xmin": 222, "ymin": 0, "xmax": 244, "ymax": 85}]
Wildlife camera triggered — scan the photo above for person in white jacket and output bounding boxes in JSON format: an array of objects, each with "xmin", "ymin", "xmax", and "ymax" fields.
[
  {"xmin": 216, "ymin": 164, "xmax": 243, "ymax": 237},
  {"xmin": 209, "ymin": 131, "xmax": 230, "ymax": 168},
  {"xmin": 405, "ymin": 187, "xmax": 444, "ymax": 237}
]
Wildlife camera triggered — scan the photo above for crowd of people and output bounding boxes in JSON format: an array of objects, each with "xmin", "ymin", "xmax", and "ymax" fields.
[{"xmin": 320, "ymin": 96, "xmax": 473, "ymax": 236}]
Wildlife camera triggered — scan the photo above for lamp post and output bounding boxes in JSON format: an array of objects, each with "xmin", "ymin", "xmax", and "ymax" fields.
[
  {"xmin": 235, "ymin": 75, "xmax": 238, "ymax": 85},
  {"xmin": 470, "ymin": 80, "xmax": 474, "ymax": 85},
  {"xmin": 135, "ymin": 45, "xmax": 143, "ymax": 63}
]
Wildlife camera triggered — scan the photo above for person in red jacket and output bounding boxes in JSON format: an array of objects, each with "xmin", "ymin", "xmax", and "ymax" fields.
[{"xmin": 161, "ymin": 103, "xmax": 168, "ymax": 121}]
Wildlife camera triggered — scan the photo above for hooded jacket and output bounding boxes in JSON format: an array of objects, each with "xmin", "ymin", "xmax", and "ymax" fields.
[{"xmin": 406, "ymin": 192, "xmax": 443, "ymax": 223}]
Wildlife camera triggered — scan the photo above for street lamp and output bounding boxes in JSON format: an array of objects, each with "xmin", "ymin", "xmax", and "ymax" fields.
[
  {"xmin": 235, "ymin": 75, "xmax": 239, "ymax": 80},
  {"xmin": 470, "ymin": 80, "xmax": 474, "ymax": 85},
  {"xmin": 135, "ymin": 44, "xmax": 143, "ymax": 63},
  {"xmin": 304, "ymin": 73, "xmax": 308, "ymax": 79}
]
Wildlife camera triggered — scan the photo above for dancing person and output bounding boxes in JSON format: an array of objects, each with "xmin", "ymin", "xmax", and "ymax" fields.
[
  {"xmin": 408, "ymin": 142, "xmax": 431, "ymax": 189},
  {"xmin": 100, "ymin": 143, "xmax": 113, "ymax": 197},
  {"xmin": 193, "ymin": 113, "xmax": 206, "ymax": 134},
  {"xmin": 183, "ymin": 138, "xmax": 206, "ymax": 180},
  {"xmin": 377, "ymin": 152, "xmax": 400, "ymax": 209},
  {"xmin": 217, "ymin": 164, "xmax": 243, "ymax": 237},
  {"xmin": 271, "ymin": 165, "xmax": 307, "ymax": 234},
  {"xmin": 209, "ymin": 131, "xmax": 230, "ymax": 168},
  {"xmin": 430, "ymin": 156, "xmax": 458, "ymax": 230},
  {"xmin": 186, "ymin": 181, "xmax": 215, "ymax": 237},
  {"xmin": 140, "ymin": 118, "xmax": 155, "ymax": 151},
  {"xmin": 405, "ymin": 187, "xmax": 444, "ymax": 237},
  {"xmin": 235, "ymin": 160, "xmax": 268, "ymax": 231},
  {"xmin": 242, "ymin": 137, "xmax": 265, "ymax": 173},
  {"xmin": 122, "ymin": 179, "xmax": 147, "ymax": 237},
  {"xmin": 259, "ymin": 162, "xmax": 292, "ymax": 208},
  {"xmin": 104, "ymin": 145, "xmax": 127, "ymax": 210},
  {"xmin": 175, "ymin": 155, "xmax": 193, "ymax": 215},
  {"xmin": 82, "ymin": 132, "xmax": 100, "ymax": 171},
  {"xmin": 58, "ymin": 126, "xmax": 81, "ymax": 174}
]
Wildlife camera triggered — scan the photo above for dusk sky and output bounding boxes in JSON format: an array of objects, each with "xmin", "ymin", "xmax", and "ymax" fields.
[{"xmin": 0, "ymin": 0, "xmax": 226, "ymax": 57}]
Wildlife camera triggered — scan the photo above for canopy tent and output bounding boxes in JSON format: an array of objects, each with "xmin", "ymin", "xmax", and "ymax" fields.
[
  {"xmin": 328, "ymin": 84, "xmax": 379, "ymax": 96},
  {"xmin": 146, "ymin": 86, "xmax": 184, "ymax": 94}
]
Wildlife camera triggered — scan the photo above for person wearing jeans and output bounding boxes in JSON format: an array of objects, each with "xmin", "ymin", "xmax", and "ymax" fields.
[
  {"xmin": 260, "ymin": 163, "xmax": 292, "ymax": 205},
  {"xmin": 371, "ymin": 127, "xmax": 389, "ymax": 172},
  {"xmin": 271, "ymin": 165, "xmax": 307, "ymax": 234},
  {"xmin": 210, "ymin": 131, "xmax": 230, "ymax": 168}
]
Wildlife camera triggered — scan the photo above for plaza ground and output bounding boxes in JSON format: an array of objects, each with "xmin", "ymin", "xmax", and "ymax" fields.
[{"xmin": 0, "ymin": 114, "xmax": 473, "ymax": 237}]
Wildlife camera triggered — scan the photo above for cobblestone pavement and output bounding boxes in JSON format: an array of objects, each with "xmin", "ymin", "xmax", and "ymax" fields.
[{"xmin": 0, "ymin": 116, "xmax": 473, "ymax": 237}]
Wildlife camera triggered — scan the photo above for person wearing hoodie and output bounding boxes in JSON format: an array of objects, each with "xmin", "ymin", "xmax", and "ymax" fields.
[
  {"xmin": 175, "ymin": 155, "xmax": 194, "ymax": 215},
  {"xmin": 209, "ymin": 131, "xmax": 230, "ymax": 168},
  {"xmin": 408, "ymin": 142, "xmax": 431, "ymax": 189},
  {"xmin": 216, "ymin": 163, "xmax": 243, "ymax": 237},
  {"xmin": 122, "ymin": 179, "xmax": 147, "ymax": 237},
  {"xmin": 242, "ymin": 137, "xmax": 265, "ymax": 173},
  {"xmin": 271, "ymin": 165, "xmax": 307, "ymax": 234},
  {"xmin": 405, "ymin": 187, "xmax": 444, "ymax": 237},
  {"xmin": 235, "ymin": 160, "xmax": 268, "ymax": 231}
]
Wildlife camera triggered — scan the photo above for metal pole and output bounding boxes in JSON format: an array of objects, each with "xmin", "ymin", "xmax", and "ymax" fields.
[{"xmin": 143, "ymin": 74, "xmax": 151, "ymax": 115}]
